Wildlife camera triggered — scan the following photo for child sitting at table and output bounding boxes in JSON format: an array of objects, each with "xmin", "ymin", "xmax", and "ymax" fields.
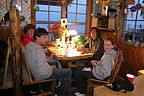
[
  {"xmin": 74, "ymin": 37, "xmax": 117, "ymax": 96},
  {"xmin": 25, "ymin": 28, "xmax": 72, "ymax": 96},
  {"xmin": 21, "ymin": 24, "xmax": 35, "ymax": 47},
  {"xmin": 76, "ymin": 27, "xmax": 104, "ymax": 69}
]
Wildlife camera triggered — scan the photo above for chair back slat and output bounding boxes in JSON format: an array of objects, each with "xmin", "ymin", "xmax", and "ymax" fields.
[
  {"xmin": 20, "ymin": 43, "xmax": 33, "ymax": 83},
  {"xmin": 108, "ymin": 49, "xmax": 123, "ymax": 83}
]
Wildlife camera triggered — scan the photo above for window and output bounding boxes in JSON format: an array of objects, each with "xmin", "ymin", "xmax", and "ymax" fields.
[
  {"xmin": 67, "ymin": 0, "xmax": 87, "ymax": 36},
  {"xmin": 121, "ymin": 0, "xmax": 144, "ymax": 48},
  {"xmin": 35, "ymin": 4, "xmax": 61, "ymax": 29},
  {"xmin": 35, "ymin": 0, "xmax": 88, "ymax": 41},
  {"xmin": 35, "ymin": 4, "xmax": 61, "ymax": 41}
]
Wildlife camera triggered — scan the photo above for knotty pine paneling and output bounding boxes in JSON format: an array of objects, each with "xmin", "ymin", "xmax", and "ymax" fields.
[
  {"xmin": 0, "ymin": 27, "xmax": 24, "ymax": 41},
  {"xmin": 118, "ymin": 43, "xmax": 144, "ymax": 77},
  {"xmin": 0, "ymin": 27, "xmax": 10, "ymax": 41}
]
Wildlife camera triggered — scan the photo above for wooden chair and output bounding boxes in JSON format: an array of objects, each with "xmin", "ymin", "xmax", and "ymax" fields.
[
  {"xmin": 20, "ymin": 43, "xmax": 56, "ymax": 96},
  {"xmin": 86, "ymin": 49, "xmax": 124, "ymax": 96},
  {"xmin": 0, "ymin": 43, "xmax": 13, "ymax": 89}
]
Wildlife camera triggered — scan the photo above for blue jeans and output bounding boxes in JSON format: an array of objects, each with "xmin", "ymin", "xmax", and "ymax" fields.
[
  {"xmin": 74, "ymin": 69, "xmax": 96, "ymax": 94},
  {"xmin": 48, "ymin": 68, "xmax": 72, "ymax": 96}
]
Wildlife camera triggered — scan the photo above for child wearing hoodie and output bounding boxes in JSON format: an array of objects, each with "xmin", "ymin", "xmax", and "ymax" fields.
[
  {"xmin": 74, "ymin": 37, "xmax": 117, "ymax": 96},
  {"xmin": 25, "ymin": 28, "xmax": 72, "ymax": 96}
]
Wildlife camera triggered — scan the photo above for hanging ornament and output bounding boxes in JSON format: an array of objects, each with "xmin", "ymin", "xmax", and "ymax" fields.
[
  {"xmin": 99, "ymin": 0, "xmax": 111, "ymax": 6},
  {"xmin": 33, "ymin": 6, "xmax": 39, "ymax": 11},
  {"xmin": 33, "ymin": 0, "xmax": 39, "ymax": 11},
  {"xmin": 19, "ymin": 16, "xmax": 25, "ymax": 22},
  {"xmin": 126, "ymin": 0, "xmax": 135, "ymax": 5},
  {"xmin": 95, "ymin": 0, "xmax": 99, "ymax": 4},
  {"xmin": 2, "ymin": 11, "xmax": 9, "ymax": 23},
  {"xmin": 124, "ymin": 8, "xmax": 129, "ymax": 14},
  {"xmin": 135, "ymin": 3, "xmax": 142, "ymax": 10},
  {"xmin": 120, "ymin": 34, "xmax": 125, "ymax": 44},
  {"xmin": 129, "ymin": 12, "xmax": 133, "ymax": 17},
  {"xmin": 130, "ymin": 6, "xmax": 137, "ymax": 12}
]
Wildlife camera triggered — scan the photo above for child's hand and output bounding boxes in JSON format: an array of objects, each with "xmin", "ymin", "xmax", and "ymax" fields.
[
  {"xmin": 90, "ymin": 60, "xmax": 97, "ymax": 67},
  {"xmin": 44, "ymin": 49, "xmax": 47, "ymax": 53},
  {"xmin": 89, "ymin": 49, "xmax": 96, "ymax": 53},
  {"xmin": 82, "ymin": 48, "xmax": 89, "ymax": 53},
  {"xmin": 49, "ymin": 52, "xmax": 54, "ymax": 60}
]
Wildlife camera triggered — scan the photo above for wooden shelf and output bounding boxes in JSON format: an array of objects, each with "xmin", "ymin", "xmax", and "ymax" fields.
[{"xmin": 98, "ymin": 27, "xmax": 116, "ymax": 32}]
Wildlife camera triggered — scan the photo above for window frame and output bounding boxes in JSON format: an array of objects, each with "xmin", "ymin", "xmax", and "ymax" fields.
[
  {"xmin": 120, "ymin": 0, "xmax": 144, "ymax": 47},
  {"xmin": 35, "ymin": 0, "xmax": 89, "ymax": 38}
]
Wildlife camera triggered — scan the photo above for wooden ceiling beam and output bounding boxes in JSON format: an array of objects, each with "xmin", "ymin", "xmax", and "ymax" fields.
[{"xmin": 37, "ymin": 0, "xmax": 73, "ymax": 6}]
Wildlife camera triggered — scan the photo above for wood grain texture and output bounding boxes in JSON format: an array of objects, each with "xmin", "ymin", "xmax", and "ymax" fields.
[
  {"xmin": 100, "ymin": 29, "xmax": 117, "ymax": 41},
  {"xmin": 118, "ymin": 43, "xmax": 144, "ymax": 77},
  {"xmin": 9, "ymin": 8, "xmax": 23, "ymax": 96},
  {"xmin": 0, "ymin": 27, "xmax": 10, "ymax": 41},
  {"xmin": 0, "ymin": 27, "xmax": 24, "ymax": 41}
]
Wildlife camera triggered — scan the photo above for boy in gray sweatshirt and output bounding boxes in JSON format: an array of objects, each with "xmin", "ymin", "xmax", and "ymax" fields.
[{"xmin": 25, "ymin": 28, "xmax": 72, "ymax": 96}]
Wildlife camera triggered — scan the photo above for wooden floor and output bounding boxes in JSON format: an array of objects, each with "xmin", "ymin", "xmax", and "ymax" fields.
[
  {"xmin": 0, "ymin": 62, "xmax": 80, "ymax": 96},
  {"xmin": 0, "ymin": 85, "xmax": 77, "ymax": 96}
]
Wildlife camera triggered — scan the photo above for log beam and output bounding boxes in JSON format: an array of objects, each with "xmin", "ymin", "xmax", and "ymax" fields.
[{"xmin": 9, "ymin": 8, "xmax": 23, "ymax": 96}]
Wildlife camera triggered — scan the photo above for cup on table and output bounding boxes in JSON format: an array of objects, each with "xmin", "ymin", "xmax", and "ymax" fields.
[
  {"xmin": 126, "ymin": 74, "xmax": 135, "ymax": 83},
  {"xmin": 76, "ymin": 46, "xmax": 80, "ymax": 51}
]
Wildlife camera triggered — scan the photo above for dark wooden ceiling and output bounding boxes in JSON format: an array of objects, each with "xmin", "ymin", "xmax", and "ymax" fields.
[{"xmin": 37, "ymin": 0, "xmax": 73, "ymax": 6}]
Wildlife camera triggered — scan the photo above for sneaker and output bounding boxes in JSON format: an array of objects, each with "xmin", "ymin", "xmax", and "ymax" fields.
[
  {"xmin": 56, "ymin": 81, "xmax": 61, "ymax": 88},
  {"xmin": 82, "ymin": 67, "xmax": 91, "ymax": 71},
  {"xmin": 75, "ymin": 92, "xmax": 85, "ymax": 96}
]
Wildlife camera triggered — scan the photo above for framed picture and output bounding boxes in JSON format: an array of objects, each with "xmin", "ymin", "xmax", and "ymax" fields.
[{"xmin": 61, "ymin": 18, "xmax": 67, "ymax": 26}]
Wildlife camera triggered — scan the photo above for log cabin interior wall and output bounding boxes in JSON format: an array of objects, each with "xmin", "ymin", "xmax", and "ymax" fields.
[
  {"xmin": 0, "ymin": 0, "xmax": 144, "ymax": 78},
  {"xmin": 0, "ymin": 27, "xmax": 24, "ymax": 41}
]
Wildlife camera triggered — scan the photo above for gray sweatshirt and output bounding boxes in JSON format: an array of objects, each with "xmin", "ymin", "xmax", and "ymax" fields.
[
  {"xmin": 25, "ymin": 42, "xmax": 53, "ymax": 80},
  {"xmin": 92, "ymin": 49, "xmax": 117, "ymax": 80}
]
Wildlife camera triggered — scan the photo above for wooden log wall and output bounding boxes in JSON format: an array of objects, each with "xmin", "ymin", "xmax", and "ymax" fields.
[
  {"xmin": 0, "ymin": 27, "xmax": 10, "ymax": 41},
  {"xmin": 118, "ymin": 43, "xmax": 144, "ymax": 77},
  {"xmin": 99, "ymin": 29, "xmax": 117, "ymax": 41},
  {"xmin": 0, "ymin": 27, "xmax": 24, "ymax": 41}
]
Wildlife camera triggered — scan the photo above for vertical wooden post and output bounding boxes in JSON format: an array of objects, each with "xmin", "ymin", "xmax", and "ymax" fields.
[
  {"xmin": 116, "ymin": 0, "xmax": 123, "ymax": 42},
  {"xmin": 9, "ymin": 8, "xmax": 23, "ymax": 96},
  {"xmin": 87, "ymin": 0, "xmax": 93, "ymax": 36},
  {"xmin": 31, "ymin": 0, "xmax": 35, "ymax": 25}
]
